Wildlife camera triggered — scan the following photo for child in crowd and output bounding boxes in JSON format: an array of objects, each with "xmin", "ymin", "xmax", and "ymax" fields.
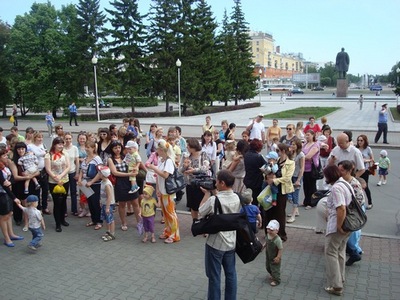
[
  {"xmin": 181, "ymin": 152, "xmax": 192, "ymax": 182},
  {"xmin": 240, "ymin": 188, "xmax": 261, "ymax": 233},
  {"xmin": 270, "ymin": 137, "xmax": 279, "ymax": 152},
  {"xmin": 265, "ymin": 220, "xmax": 283, "ymax": 287},
  {"xmin": 98, "ymin": 165, "xmax": 116, "ymax": 242},
  {"xmin": 16, "ymin": 195, "xmax": 45, "ymax": 251},
  {"xmin": 124, "ymin": 140, "xmax": 141, "ymax": 193},
  {"xmin": 18, "ymin": 150, "xmax": 40, "ymax": 193},
  {"xmin": 222, "ymin": 140, "xmax": 236, "ymax": 170},
  {"xmin": 377, "ymin": 150, "xmax": 390, "ymax": 186},
  {"xmin": 241, "ymin": 130, "xmax": 250, "ymax": 143},
  {"xmin": 260, "ymin": 151, "xmax": 279, "ymax": 206},
  {"xmin": 45, "ymin": 110, "xmax": 55, "ymax": 137},
  {"xmin": 200, "ymin": 160, "xmax": 212, "ymax": 177},
  {"xmin": 140, "ymin": 185, "xmax": 160, "ymax": 243}
]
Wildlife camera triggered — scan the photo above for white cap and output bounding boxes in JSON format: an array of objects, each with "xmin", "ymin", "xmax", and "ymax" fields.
[
  {"xmin": 266, "ymin": 220, "xmax": 280, "ymax": 231},
  {"xmin": 380, "ymin": 150, "xmax": 387, "ymax": 156},
  {"xmin": 125, "ymin": 141, "xmax": 138, "ymax": 149},
  {"xmin": 97, "ymin": 165, "xmax": 111, "ymax": 177}
]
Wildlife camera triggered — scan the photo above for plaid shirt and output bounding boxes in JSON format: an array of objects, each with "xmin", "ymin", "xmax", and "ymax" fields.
[{"xmin": 18, "ymin": 153, "xmax": 38, "ymax": 171}]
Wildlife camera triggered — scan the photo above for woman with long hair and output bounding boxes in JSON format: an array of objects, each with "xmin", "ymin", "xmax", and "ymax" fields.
[
  {"xmin": 64, "ymin": 132, "xmax": 79, "ymax": 216},
  {"xmin": 44, "ymin": 137, "xmax": 70, "ymax": 232},
  {"xmin": 97, "ymin": 128, "xmax": 112, "ymax": 165},
  {"xmin": 201, "ymin": 131, "xmax": 216, "ymax": 176},
  {"xmin": 78, "ymin": 141, "xmax": 102, "ymax": 230},
  {"xmin": 243, "ymin": 139, "xmax": 265, "ymax": 204},
  {"xmin": 228, "ymin": 140, "xmax": 248, "ymax": 193},
  {"xmin": 302, "ymin": 130, "xmax": 320, "ymax": 209},
  {"xmin": 107, "ymin": 141, "xmax": 140, "ymax": 231},
  {"xmin": 355, "ymin": 134, "xmax": 374, "ymax": 209},
  {"xmin": 147, "ymin": 139, "xmax": 180, "ymax": 244},
  {"xmin": 76, "ymin": 132, "xmax": 89, "ymax": 217}
]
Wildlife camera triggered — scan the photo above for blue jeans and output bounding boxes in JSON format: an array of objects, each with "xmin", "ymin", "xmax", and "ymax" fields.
[
  {"xmin": 29, "ymin": 227, "xmax": 44, "ymax": 247},
  {"xmin": 205, "ymin": 244, "xmax": 237, "ymax": 300},
  {"xmin": 346, "ymin": 204, "xmax": 365, "ymax": 257},
  {"xmin": 288, "ymin": 176, "xmax": 301, "ymax": 206}
]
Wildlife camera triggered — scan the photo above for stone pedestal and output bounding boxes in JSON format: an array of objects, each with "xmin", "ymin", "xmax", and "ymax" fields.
[{"xmin": 336, "ymin": 79, "xmax": 348, "ymax": 97}]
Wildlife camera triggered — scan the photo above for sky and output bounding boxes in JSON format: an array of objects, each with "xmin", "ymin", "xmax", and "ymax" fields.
[{"xmin": 0, "ymin": 0, "xmax": 398, "ymax": 75}]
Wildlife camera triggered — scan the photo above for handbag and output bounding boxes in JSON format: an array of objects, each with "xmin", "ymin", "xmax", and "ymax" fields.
[
  {"xmin": 9, "ymin": 115, "xmax": 15, "ymax": 123},
  {"xmin": 165, "ymin": 159, "xmax": 186, "ymax": 195},
  {"xmin": 236, "ymin": 218, "xmax": 263, "ymax": 264},
  {"xmin": 311, "ymin": 157, "xmax": 323, "ymax": 180},
  {"xmin": 310, "ymin": 189, "xmax": 330, "ymax": 207},
  {"xmin": 86, "ymin": 163, "xmax": 97, "ymax": 179},
  {"xmin": 191, "ymin": 196, "xmax": 248, "ymax": 236},
  {"xmin": 368, "ymin": 160, "xmax": 377, "ymax": 176},
  {"xmin": 340, "ymin": 181, "xmax": 367, "ymax": 232}
]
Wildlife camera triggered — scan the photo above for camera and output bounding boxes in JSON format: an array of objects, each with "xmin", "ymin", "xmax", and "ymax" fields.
[{"xmin": 190, "ymin": 171, "xmax": 216, "ymax": 191}]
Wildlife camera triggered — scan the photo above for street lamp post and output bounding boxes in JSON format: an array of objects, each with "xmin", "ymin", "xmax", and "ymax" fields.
[
  {"xmin": 176, "ymin": 59, "xmax": 182, "ymax": 117},
  {"xmin": 259, "ymin": 68, "xmax": 262, "ymax": 102},
  {"xmin": 91, "ymin": 56, "xmax": 100, "ymax": 122},
  {"xmin": 397, "ymin": 67, "xmax": 400, "ymax": 106}
]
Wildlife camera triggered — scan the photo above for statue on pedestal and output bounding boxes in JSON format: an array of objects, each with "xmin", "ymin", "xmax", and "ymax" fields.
[{"xmin": 335, "ymin": 48, "xmax": 350, "ymax": 79}]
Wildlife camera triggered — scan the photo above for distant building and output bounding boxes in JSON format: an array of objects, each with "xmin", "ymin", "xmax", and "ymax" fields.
[{"xmin": 249, "ymin": 31, "xmax": 305, "ymax": 85}]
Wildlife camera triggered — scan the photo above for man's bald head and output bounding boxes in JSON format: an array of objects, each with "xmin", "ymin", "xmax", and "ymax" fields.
[{"xmin": 337, "ymin": 133, "xmax": 350, "ymax": 149}]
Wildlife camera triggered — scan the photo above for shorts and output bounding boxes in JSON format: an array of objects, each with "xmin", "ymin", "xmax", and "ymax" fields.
[
  {"xmin": 378, "ymin": 167, "xmax": 388, "ymax": 176},
  {"xmin": 100, "ymin": 204, "xmax": 115, "ymax": 224},
  {"xmin": 0, "ymin": 194, "xmax": 13, "ymax": 215},
  {"xmin": 142, "ymin": 215, "xmax": 155, "ymax": 233}
]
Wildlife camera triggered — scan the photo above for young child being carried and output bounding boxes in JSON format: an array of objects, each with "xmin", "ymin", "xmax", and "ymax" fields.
[
  {"xmin": 221, "ymin": 140, "xmax": 236, "ymax": 170},
  {"xmin": 265, "ymin": 220, "xmax": 283, "ymax": 287},
  {"xmin": 16, "ymin": 195, "xmax": 45, "ymax": 251},
  {"xmin": 124, "ymin": 141, "xmax": 141, "ymax": 193},
  {"xmin": 18, "ymin": 150, "xmax": 40, "ymax": 194},
  {"xmin": 240, "ymin": 188, "xmax": 262, "ymax": 233},
  {"xmin": 98, "ymin": 165, "xmax": 116, "ymax": 242},
  {"xmin": 140, "ymin": 185, "xmax": 160, "ymax": 243},
  {"xmin": 260, "ymin": 151, "xmax": 279, "ymax": 206}
]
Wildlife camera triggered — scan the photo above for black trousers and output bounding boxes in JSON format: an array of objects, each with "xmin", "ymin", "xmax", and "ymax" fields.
[
  {"xmin": 69, "ymin": 112, "xmax": 78, "ymax": 126},
  {"xmin": 374, "ymin": 122, "xmax": 388, "ymax": 143},
  {"xmin": 303, "ymin": 171, "xmax": 317, "ymax": 206}
]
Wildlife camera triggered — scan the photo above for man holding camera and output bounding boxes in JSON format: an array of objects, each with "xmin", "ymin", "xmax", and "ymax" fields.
[{"xmin": 198, "ymin": 170, "xmax": 241, "ymax": 300}]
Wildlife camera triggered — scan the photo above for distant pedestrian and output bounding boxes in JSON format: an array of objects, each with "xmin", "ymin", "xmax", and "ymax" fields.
[
  {"xmin": 264, "ymin": 220, "xmax": 283, "ymax": 287},
  {"xmin": 45, "ymin": 111, "xmax": 55, "ymax": 137},
  {"xmin": 16, "ymin": 195, "xmax": 45, "ymax": 251},
  {"xmin": 68, "ymin": 102, "xmax": 79, "ymax": 126},
  {"xmin": 374, "ymin": 103, "xmax": 389, "ymax": 144},
  {"xmin": 358, "ymin": 95, "xmax": 364, "ymax": 110},
  {"xmin": 377, "ymin": 150, "xmax": 390, "ymax": 186},
  {"xmin": 12, "ymin": 104, "xmax": 18, "ymax": 126},
  {"xmin": 374, "ymin": 101, "xmax": 377, "ymax": 110}
]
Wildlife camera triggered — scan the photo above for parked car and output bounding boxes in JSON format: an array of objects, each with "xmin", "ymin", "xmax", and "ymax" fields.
[
  {"xmin": 369, "ymin": 84, "xmax": 382, "ymax": 91},
  {"xmin": 291, "ymin": 87, "xmax": 304, "ymax": 94},
  {"xmin": 311, "ymin": 86, "xmax": 324, "ymax": 91},
  {"xmin": 91, "ymin": 100, "xmax": 110, "ymax": 108}
]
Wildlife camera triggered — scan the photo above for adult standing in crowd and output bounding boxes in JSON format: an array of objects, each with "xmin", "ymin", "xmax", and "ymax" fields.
[
  {"xmin": 146, "ymin": 127, "xmax": 163, "ymax": 158},
  {"xmin": 202, "ymin": 116, "xmax": 215, "ymax": 134},
  {"xmin": 304, "ymin": 116, "xmax": 321, "ymax": 135},
  {"xmin": 147, "ymin": 139, "xmax": 180, "ymax": 244},
  {"xmin": 201, "ymin": 131, "xmax": 216, "ymax": 176},
  {"xmin": 374, "ymin": 103, "xmax": 389, "ymax": 144},
  {"xmin": 319, "ymin": 126, "xmax": 335, "ymax": 170},
  {"xmin": 228, "ymin": 140, "xmax": 248, "ymax": 194},
  {"xmin": 97, "ymin": 128, "xmax": 112, "ymax": 165},
  {"xmin": 145, "ymin": 123, "xmax": 157, "ymax": 152},
  {"xmin": 0, "ymin": 127, "xmax": 6, "ymax": 146},
  {"xmin": 243, "ymin": 139, "xmax": 265, "ymax": 204},
  {"xmin": 108, "ymin": 140, "xmax": 140, "ymax": 231},
  {"xmin": 224, "ymin": 123, "xmax": 236, "ymax": 141},
  {"xmin": 266, "ymin": 119, "xmax": 282, "ymax": 149},
  {"xmin": 28, "ymin": 131, "xmax": 50, "ymax": 215},
  {"xmin": 78, "ymin": 141, "xmax": 103, "ymax": 231},
  {"xmin": 355, "ymin": 134, "xmax": 374, "ymax": 209},
  {"xmin": 0, "ymin": 148, "xmax": 24, "ymax": 247},
  {"xmin": 179, "ymin": 138, "xmax": 209, "ymax": 220},
  {"xmin": 295, "ymin": 121, "xmax": 305, "ymax": 142},
  {"xmin": 219, "ymin": 120, "xmax": 229, "ymax": 144},
  {"xmin": 45, "ymin": 137, "xmax": 70, "ymax": 232},
  {"xmin": 287, "ymin": 139, "xmax": 304, "ymax": 223},
  {"xmin": 264, "ymin": 143, "xmax": 294, "ymax": 241},
  {"xmin": 302, "ymin": 130, "xmax": 320, "ymax": 208},
  {"xmin": 198, "ymin": 170, "xmax": 241, "ymax": 300},
  {"xmin": 54, "ymin": 124, "xmax": 64, "ymax": 138},
  {"xmin": 68, "ymin": 102, "xmax": 79, "ymax": 126},
  {"xmin": 24, "ymin": 127, "xmax": 34, "ymax": 145},
  {"xmin": 279, "ymin": 123, "xmax": 297, "ymax": 146},
  {"xmin": 322, "ymin": 165, "xmax": 352, "ymax": 297},
  {"xmin": 76, "ymin": 132, "xmax": 89, "ymax": 217},
  {"xmin": 246, "ymin": 114, "xmax": 265, "ymax": 144},
  {"xmin": 12, "ymin": 104, "xmax": 18, "ymax": 126},
  {"xmin": 64, "ymin": 132, "xmax": 79, "ymax": 216}
]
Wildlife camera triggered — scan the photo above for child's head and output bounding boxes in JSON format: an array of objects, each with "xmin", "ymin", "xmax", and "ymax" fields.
[
  {"xmin": 241, "ymin": 188, "xmax": 253, "ymax": 205},
  {"xmin": 241, "ymin": 130, "xmax": 250, "ymax": 142},
  {"xmin": 266, "ymin": 219, "xmax": 280, "ymax": 235},
  {"xmin": 26, "ymin": 195, "xmax": 39, "ymax": 207},
  {"xmin": 225, "ymin": 140, "xmax": 236, "ymax": 151},
  {"xmin": 203, "ymin": 160, "xmax": 210, "ymax": 168},
  {"xmin": 125, "ymin": 141, "xmax": 138, "ymax": 153},
  {"xmin": 356, "ymin": 177, "xmax": 367, "ymax": 190},
  {"xmin": 272, "ymin": 137, "xmax": 279, "ymax": 144},
  {"xmin": 266, "ymin": 151, "xmax": 278, "ymax": 164},
  {"xmin": 143, "ymin": 185, "xmax": 155, "ymax": 199},
  {"xmin": 380, "ymin": 150, "xmax": 387, "ymax": 158},
  {"xmin": 97, "ymin": 165, "xmax": 111, "ymax": 180}
]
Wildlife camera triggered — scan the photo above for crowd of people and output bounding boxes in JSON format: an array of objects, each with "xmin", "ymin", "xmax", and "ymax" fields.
[{"xmin": 0, "ymin": 110, "xmax": 390, "ymax": 299}]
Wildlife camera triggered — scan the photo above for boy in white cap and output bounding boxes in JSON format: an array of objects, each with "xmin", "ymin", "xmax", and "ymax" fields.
[
  {"xmin": 97, "ymin": 165, "xmax": 116, "ymax": 241},
  {"xmin": 377, "ymin": 150, "xmax": 390, "ymax": 186},
  {"xmin": 140, "ymin": 185, "xmax": 160, "ymax": 243},
  {"xmin": 16, "ymin": 195, "xmax": 45, "ymax": 251},
  {"xmin": 124, "ymin": 140, "xmax": 141, "ymax": 193},
  {"xmin": 265, "ymin": 219, "xmax": 283, "ymax": 286}
]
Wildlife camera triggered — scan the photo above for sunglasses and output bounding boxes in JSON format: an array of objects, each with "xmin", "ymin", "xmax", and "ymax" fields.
[{"xmin": 286, "ymin": 128, "xmax": 292, "ymax": 130}]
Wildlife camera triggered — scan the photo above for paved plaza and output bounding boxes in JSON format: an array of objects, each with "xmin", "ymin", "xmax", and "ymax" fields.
[{"xmin": 1, "ymin": 95, "xmax": 400, "ymax": 299}]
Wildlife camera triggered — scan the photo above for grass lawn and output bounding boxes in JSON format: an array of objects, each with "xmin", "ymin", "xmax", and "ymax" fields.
[
  {"xmin": 263, "ymin": 106, "xmax": 340, "ymax": 119},
  {"xmin": 390, "ymin": 107, "xmax": 400, "ymax": 121}
]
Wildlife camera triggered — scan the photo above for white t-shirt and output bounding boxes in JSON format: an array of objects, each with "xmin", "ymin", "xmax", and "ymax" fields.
[
  {"xmin": 100, "ymin": 179, "xmax": 115, "ymax": 205},
  {"xmin": 64, "ymin": 145, "xmax": 79, "ymax": 173},
  {"xmin": 248, "ymin": 121, "xmax": 265, "ymax": 140},
  {"xmin": 28, "ymin": 143, "xmax": 47, "ymax": 170},
  {"xmin": 157, "ymin": 158, "xmax": 175, "ymax": 195},
  {"xmin": 22, "ymin": 206, "xmax": 42, "ymax": 229}
]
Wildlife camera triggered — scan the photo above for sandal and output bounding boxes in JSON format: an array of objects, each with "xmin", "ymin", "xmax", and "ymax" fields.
[
  {"xmin": 164, "ymin": 237, "xmax": 175, "ymax": 244},
  {"xmin": 142, "ymin": 236, "xmax": 148, "ymax": 243},
  {"xmin": 159, "ymin": 234, "xmax": 168, "ymax": 239},
  {"xmin": 270, "ymin": 280, "xmax": 279, "ymax": 287},
  {"xmin": 94, "ymin": 224, "xmax": 102, "ymax": 230},
  {"xmin": 121, "ymin": 225, "xmax": 128, "ymax": 231},
  {"xmin": 324, "ymin": 287, "xmax": 343, "ymax": 296},
  {"xmin": 86, "ymin": 222, "xmax": 95, "ymax": 227},
  {"xmin": 102, "ymin": 232, "xmax": 115, "ymax": 242},
  {"xmin": 151, "ymin": 237, "xmax": 156, "ymax": 243}
]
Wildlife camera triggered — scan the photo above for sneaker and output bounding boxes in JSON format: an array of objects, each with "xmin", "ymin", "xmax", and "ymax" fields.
[
  {"xmin": 346, "ymin": 255, "xmax": 361, "ymax": 266},
  {"xmin": 382, "ymin": 180, "xmax": 387, "ymax": 185},
  {"xmin": 377, "ymin": 181, "xmax": 382, "ymax": 186},
  {"xmin": 132, "ymin": 185, "xmax": 140, "ymax": 193},
  {"xmin": 286, "ymin": 216, "xmax": 295, "ymax": 223},
  {"xmin": 28, "ymin": 245, "xmax": 37, "ymax": 251},
  {"xmin": 24, "ymin": 190, "xmax": 29, "ymax": 194},
  {"xmin": 23, "ymin": 226, "xmax": 28, "ymax": 232},
  {"xmin": 367, "ymin": 204, "xmax": 373, "ymax": 210},
  {"xmin": 137, "ymin": 222, "xmax": 144, "ymax": 236},
  {"xmin": 35, "ymin": 184, "xmax": 41, "ymax": 190}
]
